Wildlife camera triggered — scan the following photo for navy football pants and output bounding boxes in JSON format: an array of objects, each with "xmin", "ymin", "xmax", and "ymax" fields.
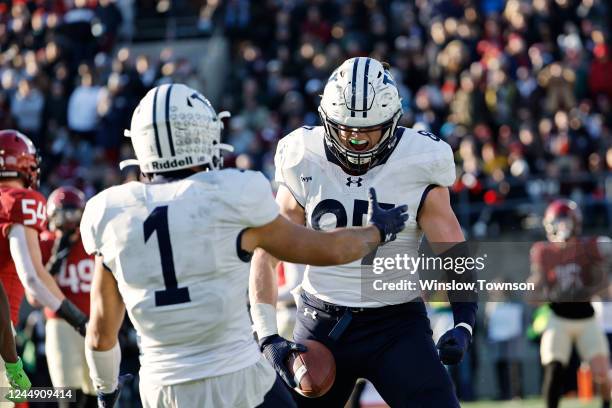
[
  {"xmin": 292, "ymin": 291, "xmax": 460, "ymax": 408},
  {"xmin": 257, "ymin": 375, "xmax": 297, "ymax": 408}
]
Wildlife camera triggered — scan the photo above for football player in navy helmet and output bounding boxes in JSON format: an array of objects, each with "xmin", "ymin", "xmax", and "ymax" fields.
[{"xmin": 251, "ymin": 58, "xmax": 477, "ymax": 407}]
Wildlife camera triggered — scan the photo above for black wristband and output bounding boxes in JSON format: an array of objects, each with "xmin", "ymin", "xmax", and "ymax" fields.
[
  {"xmin": 56, "ymin": 299, "xmax": 88, "ymax": 332},
  {"xmin": 438, "ymin": 241, "xmax": 478, "ymax": 329}
]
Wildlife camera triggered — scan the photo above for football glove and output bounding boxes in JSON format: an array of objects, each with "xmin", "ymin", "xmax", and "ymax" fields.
[
  {"xmin": 436, "ymin": 326, "xmax": 471, "ymax": 365},
  {"xmin": 259, "ymin": 334, "xmax": 307, "ymax": 388},
  {"xmin": 4, "ymin": 357, "xmax": 31, "ymax": 402},
  {"xmin": 97, "ymin": 373, "xmax": 133, "ymax": 408},
  {"xmin": 367, "ymin": 188, "xmax": 408, "ymax": 243}
]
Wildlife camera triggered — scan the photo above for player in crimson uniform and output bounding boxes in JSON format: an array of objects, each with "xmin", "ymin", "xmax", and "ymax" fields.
[
  {"xmin": 0, "ymin": 281, "xmax": 31, "ymax": 398},
  {"xmin": 530, "ymin": 199, "xmax": 612, "ymax": 408},
  {"xmin": 41, "ymin": 186, "xmax": 96, "ymax": 408},
  {"xmin": 0, "ymin": 130, "xmax": 89, "ymax": 405}
]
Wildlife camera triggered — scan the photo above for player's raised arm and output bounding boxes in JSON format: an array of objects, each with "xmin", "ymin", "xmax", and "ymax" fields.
[
  {"xmin": 242, "ymin": 187, "xmax": 406, "ymax": 266},
  {"xmin": 85, "ymin": 256, "xmax": 130, "ymax": 407},
  {"xmin": 418, "ymin": 186, "xmax": 477, "ymax": 365},
  {"xmin": 249, "ymin": 185, "xmax": 304, "ymax": 309}
]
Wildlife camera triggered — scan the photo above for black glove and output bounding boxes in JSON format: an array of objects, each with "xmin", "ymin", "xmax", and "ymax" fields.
[
  {"xmin": 259, "ymin": 334, "xmax": 307, "ymax": 388},
  {"xmin": 97, "ymin": 374, "xmax": 133, "ymax": 408},
  {"xmin": 436, "ymin": 326, "xmax": 471, "ymax": 365},
  {"xmin": 366, "ymin": 188, "xmax": 408, "ymax": 243},
  {"xmin": 56, "ymin": 299, "xmax": 88, "ymax": 336}
]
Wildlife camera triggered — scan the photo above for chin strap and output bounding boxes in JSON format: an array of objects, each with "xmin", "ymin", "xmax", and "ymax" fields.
[{"xmin": 118, "ymin": 159, "xmax": 140, "ymax": 171}]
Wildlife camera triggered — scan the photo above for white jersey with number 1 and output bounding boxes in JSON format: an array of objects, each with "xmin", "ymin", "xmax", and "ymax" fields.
[
  {"xmin": 275, "ymin": 125, "xmax": 456, "ymax": 308},
  {"xmin": 80, "ymin": 169, "xmax": 279, "ymax": 386}
]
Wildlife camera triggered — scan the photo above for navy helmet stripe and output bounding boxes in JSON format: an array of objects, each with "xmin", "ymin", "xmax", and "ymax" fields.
[
  {"xmin": 164, "ymin": 84, "xmax": 175, "ymax": 156},
  {"xmin": 350, "ymin": 58, "xmax": 359, "ymax": 117},
  {"xmin": 362, "ymin": 58, "xmax": 371, "ymax": 118},
  {"xmin": 152, "ymin": 87, "xmax": 162, "ymax": 157}
]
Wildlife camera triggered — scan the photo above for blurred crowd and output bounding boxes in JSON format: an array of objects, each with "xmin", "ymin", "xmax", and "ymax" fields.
[
  {"xmin": 1, "ymin": 0, "xmax": 611, "ymax": 403},
  {"xmin": 0, "ymin": 0, "xmax": 611, "ymax": 232},
  {"xmin": 217, "ymin": 0, "xmax": 612, "ymax": 231}
]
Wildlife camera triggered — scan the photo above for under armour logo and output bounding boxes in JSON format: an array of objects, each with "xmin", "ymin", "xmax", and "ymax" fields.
[
  {"xmin": 346, "ymin": 177, "xmax": 363, "ymax": 187},
  {"xmin": 303, "ymin": 308, "xmax": 317, "ymax": 320},
  {"xmin": 301, "ymin": 176, "xmax": 312, "ymax": 182}
]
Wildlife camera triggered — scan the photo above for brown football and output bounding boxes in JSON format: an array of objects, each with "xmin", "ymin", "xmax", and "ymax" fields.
[{"xmin": 286, "ymin": 339, "xmax": 336, "ymax": 398}]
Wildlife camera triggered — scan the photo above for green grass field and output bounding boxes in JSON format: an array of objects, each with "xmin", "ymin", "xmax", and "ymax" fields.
[{"xmin": 463, "ymin": 397, "xmax": 599, "ymax": 408}]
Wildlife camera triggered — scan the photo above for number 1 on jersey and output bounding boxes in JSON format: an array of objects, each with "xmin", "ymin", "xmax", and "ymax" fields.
[{"xmin": 144, "ymin": 206, "xmax": 191, "ymax": 306}]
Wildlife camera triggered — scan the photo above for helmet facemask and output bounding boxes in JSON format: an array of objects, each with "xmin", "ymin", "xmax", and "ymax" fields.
[
  {"xmin": 49, "ymin": 207, "xmax": 83, "ymax": 232},
  {"xmin": 544, "ymin": 216, "xmax": 575, "ymax": 242},
  {"xmin": 319, "ymin": 106, "xmax": 402, "ymax": 174}
]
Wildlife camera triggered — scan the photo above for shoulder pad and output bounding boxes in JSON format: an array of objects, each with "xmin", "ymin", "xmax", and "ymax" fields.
[
  {"xmin": 80, "ymin": 190, "xmax": 108, "ymax": 255},
  {"xmin": 389, "ymin": 128, "xmax": 456, "ymax": 187},
  {"xmin": 0, "ymin": 188, "xmax": 47, "ymax": 236}
]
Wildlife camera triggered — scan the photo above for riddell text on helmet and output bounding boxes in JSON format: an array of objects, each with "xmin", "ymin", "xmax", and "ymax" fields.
[{"xmin": 149, "ymin": 156, "xmax": 193, "ymax": 171}]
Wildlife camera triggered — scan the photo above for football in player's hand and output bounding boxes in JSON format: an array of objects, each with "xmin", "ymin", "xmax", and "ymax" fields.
[{"xmin": 286, "ymin": 339, "xmax": 336, "ymax": 398}]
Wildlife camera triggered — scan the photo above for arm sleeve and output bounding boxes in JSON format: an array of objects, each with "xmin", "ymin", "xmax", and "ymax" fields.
[{"xmin": 8, "ymin": 224, "xmax": 62, "ymax": 311}]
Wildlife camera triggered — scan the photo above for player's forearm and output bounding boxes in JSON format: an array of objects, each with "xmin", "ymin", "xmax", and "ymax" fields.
[
  {"xmin": 249, "ymin": 249, "xmax": 281, "ymax": 339},
  {"xmin": 301, "ymin": 226, "xmax": 380, "ymax": 266},
  {"xmin": 0, "ymin": 284, "xmax": 17, "ymax": 363},
  {"xmin": 8, "ymin": 225, "xmax": 64, "ymax": 310},
  {"xmin": 87, "ymin": 257, "xmax": 125, "ymax": 350},
  {"xmin": 249, "ymin": 248, "xmax": 279, "ymax": 306},
  {"xmin": 440, "ymin": 242, "xmax": 478, "ymax": 332},
  {"xmin": 36, "ymin": 265, "xmax": 66, "ymax": 301}
]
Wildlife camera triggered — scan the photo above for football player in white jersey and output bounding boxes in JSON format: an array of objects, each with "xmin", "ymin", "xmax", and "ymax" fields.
[
  {"xmin": 250, "ymin": 58, "xmax": 478, "ymax": 407},
  {"xmin": 79, "ymin": 83, "xmax": 409, "ymax": 408}
]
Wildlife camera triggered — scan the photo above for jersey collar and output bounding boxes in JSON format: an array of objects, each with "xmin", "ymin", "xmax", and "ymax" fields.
[{"xmin": 323, "ymin": 127, "xmax": 405, "ymax": 176}]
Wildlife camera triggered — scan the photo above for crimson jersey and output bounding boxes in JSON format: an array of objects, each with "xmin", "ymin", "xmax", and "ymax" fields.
[
  {"xmin": 530, "ymin": 237, "xmax": 604, "ymax": 319},
  {"xmin": 41, "ymin": 232, "xmax": 93, "ymax": 319},
  {"xmin": 0, "ymin": 187, "xmax": 47, "ymax": 324}
]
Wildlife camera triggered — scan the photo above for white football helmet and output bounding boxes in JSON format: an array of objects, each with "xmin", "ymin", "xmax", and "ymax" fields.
[
  {"xmin": 319, "ymin": 57, "xmax": 403, "ymax": 173},
  {"xmin": 120, "ymin": 83, "xmax": 233, "ymax": 173}
]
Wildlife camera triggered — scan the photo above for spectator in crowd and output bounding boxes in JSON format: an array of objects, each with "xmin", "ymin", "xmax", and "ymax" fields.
[
  {"xmin": 10, "ymin": 77, "xmax": 44, "ymax": 144},
  {"xmin": 67, "ymin": 68, "xmax": 102, "ymax": 144}
]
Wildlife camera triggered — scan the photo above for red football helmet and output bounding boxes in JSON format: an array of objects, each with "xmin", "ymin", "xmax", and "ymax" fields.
[
  {"xmin": 0, "ymin": 129, "xmax": 40, "ymax": 188},
  {"xmin": 543, "ymin": 199, "xmax": 582, "ymax": 242},
  {"xmin": 47, "ymin": 186, "xmax": 86, "ymax": 231}
]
